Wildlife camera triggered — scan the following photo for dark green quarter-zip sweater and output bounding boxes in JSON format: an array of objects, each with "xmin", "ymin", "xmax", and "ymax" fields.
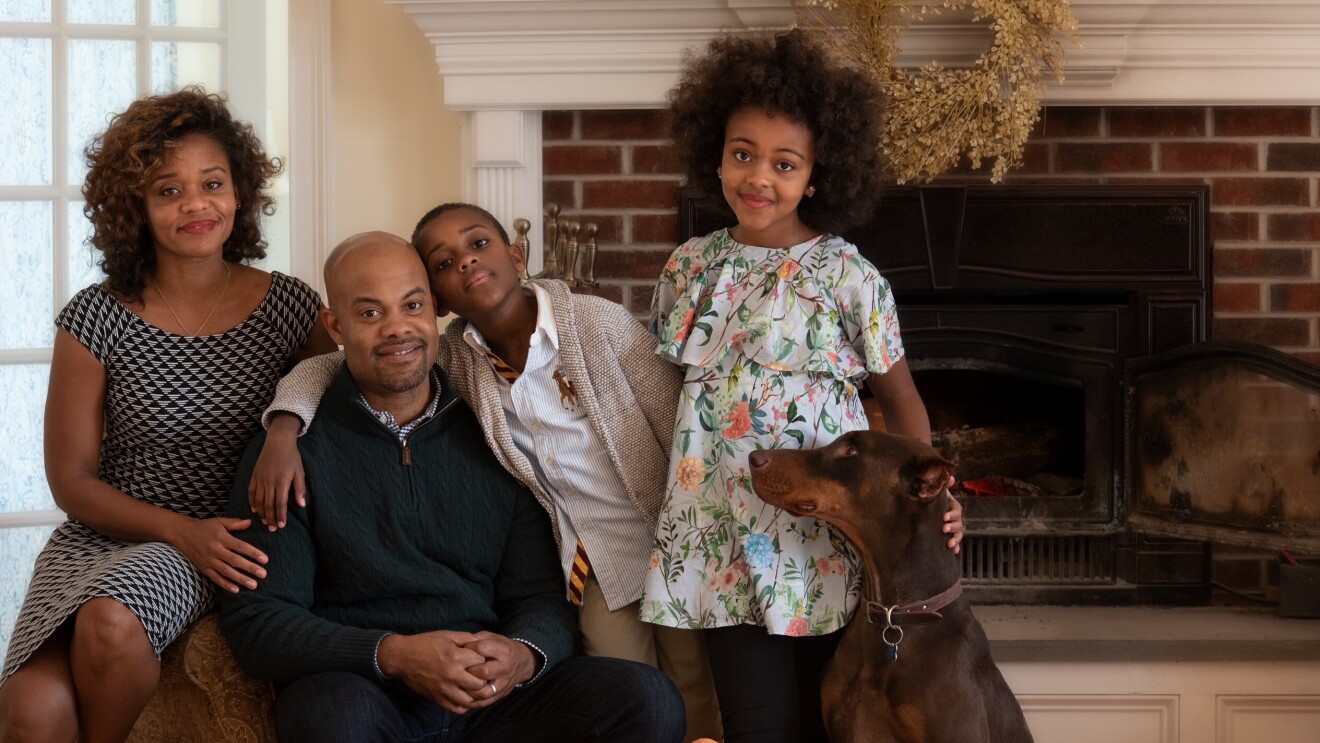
[{"xmin": 219, "ymin": 364, "xmax": 574, "ymax": 684}]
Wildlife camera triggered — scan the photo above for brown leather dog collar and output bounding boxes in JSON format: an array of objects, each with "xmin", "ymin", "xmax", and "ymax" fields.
[
  {"xmin": 864, "ymin": 581, "xmax": 963, "ymax": 627},
  {"xmin": 864, "ymin": 582, "xmax": 963, "ymax": 661}
]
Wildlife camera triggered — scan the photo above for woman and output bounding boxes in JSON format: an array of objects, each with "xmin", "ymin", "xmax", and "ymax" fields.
[{"xmin": 0, "ymin": 87, "xmax": 336, "ymax": 742}]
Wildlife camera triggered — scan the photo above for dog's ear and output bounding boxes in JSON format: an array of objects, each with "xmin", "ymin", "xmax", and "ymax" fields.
[{"xmin": 906, "ymin": 455, "xmax": 954, "ymax": 502}]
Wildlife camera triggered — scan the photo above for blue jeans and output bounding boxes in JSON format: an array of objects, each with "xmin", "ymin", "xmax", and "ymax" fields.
[{"xmin": 274, "ymin": 656, "xmax": 685, "ymax": 743}]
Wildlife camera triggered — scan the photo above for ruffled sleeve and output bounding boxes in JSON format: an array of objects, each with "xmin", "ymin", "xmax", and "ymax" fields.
[
  {"xmin": 834, "ymin": 241, "xmax": 905, "ymax": 375},
  {"xmin": 650, "ymin": 230, "xmax": 728, "ymax": 362},
  {"xmin": 649, "ymin": 232, "xmax": 905, "ymax": 379}
]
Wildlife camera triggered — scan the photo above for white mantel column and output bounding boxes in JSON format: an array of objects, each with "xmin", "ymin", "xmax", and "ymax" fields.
[{"xmin": 463, "ymin": 110, "xmax": 545, "ymax": 273}]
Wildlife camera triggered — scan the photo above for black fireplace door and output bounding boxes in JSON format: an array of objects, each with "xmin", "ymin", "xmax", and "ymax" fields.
[{"xmin": 1124, "ymin": 341, "xmax": 1320, "ymax": 553}]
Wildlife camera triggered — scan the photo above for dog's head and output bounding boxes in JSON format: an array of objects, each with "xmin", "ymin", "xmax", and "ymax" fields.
[{"xmin": 749, "ymin": 431, "xmax": 953, "ymax": 548}]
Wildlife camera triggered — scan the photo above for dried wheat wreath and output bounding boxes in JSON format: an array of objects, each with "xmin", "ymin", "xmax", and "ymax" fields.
[{"xmin": 802, "ymin": 0, "xmax": 1078, "ymax": 183}]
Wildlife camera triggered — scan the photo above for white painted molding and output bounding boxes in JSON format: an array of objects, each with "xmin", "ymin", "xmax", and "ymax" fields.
[
  {"xmin": 464, "ymin": 110, "xmax": 545, "ymax": 272},
  {"xmin": 1217, "ymin": 696, "xmax": 1320, "ymax": 742},
  {"xmin": 226, "ymin": 1, "xmax": 268, "ymax": 136},
  {"xmin": 1017, "ymin": 695, "xmax": 1179, "ymax": 743},
  {"xmin": 389, "ymin": 0, "xmax": 1320, "ymax": 108},
  {"xmin": 287, "ymin": 0, "xmax": 333, "ymax": 294},
  {"xmin": 0, "ymin": 510, "xmax": 65, "ymax": 529}
]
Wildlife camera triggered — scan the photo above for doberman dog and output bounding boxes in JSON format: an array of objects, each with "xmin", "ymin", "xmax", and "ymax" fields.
[{"xmin": 749, "ymin": 430, "xmax": 1033, "ymax": 743}]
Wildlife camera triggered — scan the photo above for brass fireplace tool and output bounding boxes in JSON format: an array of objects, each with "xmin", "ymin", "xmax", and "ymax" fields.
[{"xmin": 517, "ymin": 202, "xmax": 599, "ymax": 291}]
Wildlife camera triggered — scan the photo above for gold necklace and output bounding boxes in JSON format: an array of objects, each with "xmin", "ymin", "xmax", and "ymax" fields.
[{"xmin": 152, "ymin": 261, "xmax": 232, "ymax": 337}]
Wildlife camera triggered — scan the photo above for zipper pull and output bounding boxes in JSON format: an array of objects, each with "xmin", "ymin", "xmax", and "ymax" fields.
[{"xmin": 401, "ymin": 439, "xmax": 412, "ymax": 466}]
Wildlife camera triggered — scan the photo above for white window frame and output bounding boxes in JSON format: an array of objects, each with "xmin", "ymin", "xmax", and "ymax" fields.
[{"xmin": 286, "ymin": 0, "xmax": 332, "ymax": 297}]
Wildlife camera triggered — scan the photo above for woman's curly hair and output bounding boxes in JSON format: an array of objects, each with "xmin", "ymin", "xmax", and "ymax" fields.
[
  {"xmin": 82, "ymin": 86, "xmax": 282, "ymax": 302},
  {"xmin": 669, "ymin": 29, "xmax": 887, "ymax": 236}
]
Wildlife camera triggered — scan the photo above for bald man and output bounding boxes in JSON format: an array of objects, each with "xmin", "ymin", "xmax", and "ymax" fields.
[{"xmin": 218, "ymin": 233, "xmax": 683, "ymax": 743}]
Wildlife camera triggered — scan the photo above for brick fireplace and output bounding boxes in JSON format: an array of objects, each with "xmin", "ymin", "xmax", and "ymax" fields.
[{"xmin": 539, "ymin": 104, "xmax": 1320, "ymax": 603}]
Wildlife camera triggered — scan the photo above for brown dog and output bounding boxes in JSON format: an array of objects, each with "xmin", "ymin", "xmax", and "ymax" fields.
[{"xmin": 749, "ymin": 430, "xmax": 1033, "ymax": 743}]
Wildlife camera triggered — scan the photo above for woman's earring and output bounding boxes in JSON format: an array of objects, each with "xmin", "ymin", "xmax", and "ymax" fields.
[
  {"xmin": 716, "ymin": 167, "xmax": 722, "ymax": 179},
  {"xmin": 805, "ymin": 186, "xmax": 816, "ymax": 198}
]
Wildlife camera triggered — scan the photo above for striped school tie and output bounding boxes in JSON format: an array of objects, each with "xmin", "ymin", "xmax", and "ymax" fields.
[
  {"xmin": 568, "ymin": 540, "xmax": 590, "ymax": 606},
  {"xmin": 484, "ymin": 348, "xmax": 591, "ymax": 606},
  {"xmin": 485, "ymin": 350, "xmax": 521, "ymax": 384}
]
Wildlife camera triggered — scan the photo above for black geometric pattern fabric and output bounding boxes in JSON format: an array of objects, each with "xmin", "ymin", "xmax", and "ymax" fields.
[{"xmin": 1, "ymin": 273, "xmax": 321, "ymax": 684}]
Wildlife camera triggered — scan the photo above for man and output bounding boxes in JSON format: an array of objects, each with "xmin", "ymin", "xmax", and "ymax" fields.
[{"xmin": 219, "ymin": 232, "xmax": 684, "ymax": 743}]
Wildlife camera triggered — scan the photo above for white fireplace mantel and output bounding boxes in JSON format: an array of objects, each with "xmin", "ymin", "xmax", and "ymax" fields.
[
  {"xmin": 384, "ymin": 0, "xmax": 1320, "ymax": 263},
  {"xmin": 390, "ymin": 0, "xmax": 1320, "ymax": 109}
]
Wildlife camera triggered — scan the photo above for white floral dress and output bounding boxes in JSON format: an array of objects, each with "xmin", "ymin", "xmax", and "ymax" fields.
[{"xmin": 640, "ymin": 229, "xmax": 906, "ymax": 636}]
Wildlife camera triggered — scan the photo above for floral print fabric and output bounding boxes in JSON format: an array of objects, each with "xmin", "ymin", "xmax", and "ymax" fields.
[{"xmin": 640, "ymin": 229, "xmax": 905, "ymax": 636}]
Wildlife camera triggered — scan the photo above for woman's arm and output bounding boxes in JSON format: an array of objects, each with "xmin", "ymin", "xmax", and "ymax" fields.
[{"xmin": 44, "ymin": 329, "xmax": 268, "ymax": 591}]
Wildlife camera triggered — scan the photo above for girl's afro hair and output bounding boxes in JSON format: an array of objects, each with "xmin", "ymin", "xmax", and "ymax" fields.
[{"xmin": 668, "ymin": 29, "xmax": 887, "ymax": 236}]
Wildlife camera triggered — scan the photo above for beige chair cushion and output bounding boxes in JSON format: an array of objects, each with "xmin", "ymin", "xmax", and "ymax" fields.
[{"xmin": 128, "ymin": 613, "xmax": 277, "ymax": 743}]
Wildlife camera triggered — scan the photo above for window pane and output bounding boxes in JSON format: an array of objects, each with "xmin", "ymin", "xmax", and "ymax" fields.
[
  {"xmin": 67, "ymin": 201, "xmax": 103, "ymax": 298},
  {"xmin": 0, "ymin": 524, "xmax": 59, "ymax": 669},
  {"xmin": 0, "ymin": 37, "xmax": 52, "ymax": 186},
  {"xmin": 0, "ymin": 201, "xmax": 54, "ymax": 349},
  {"xmin": 67, "ymin": 0, "xmax": 134, "ymax": 25},
  {"xmin": 152, "ymin": 0, "xmax": 219, "ymax": 28},
  {"xmin": 151, "ymin": 42, "xmax": 220, "ymax": 94},
  {"xmin": 0, "ymin": 0, "xmax": 50, "ymax": 23},
  {"xmin": 67, "ymin": 39, "xmax": 138, "ymax": 186},
  {"xmin": 0, "ymin": 364, "xmax": 55, "ymax": 514}
]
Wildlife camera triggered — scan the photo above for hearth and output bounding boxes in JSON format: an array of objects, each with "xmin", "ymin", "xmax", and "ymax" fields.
[{"xmin": 681, "ymin": 183, "xmax": 1320, "ymax": 604}]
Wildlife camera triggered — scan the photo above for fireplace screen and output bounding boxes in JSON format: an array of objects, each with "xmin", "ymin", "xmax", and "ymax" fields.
[{"xmin": 1127, "ymin": 341, "xmax": 1320, "ymax": 554}]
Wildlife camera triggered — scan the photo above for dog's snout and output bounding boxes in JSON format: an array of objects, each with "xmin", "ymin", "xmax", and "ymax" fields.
[{"xmin": 748, "ymin": 450, "xmax": 770, "ymax": 469}]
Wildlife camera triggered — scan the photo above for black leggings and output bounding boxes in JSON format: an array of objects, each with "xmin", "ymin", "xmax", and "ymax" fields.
[{"xmin": 704, "ymin": 625, "xmax": 843, "ymax": 743}]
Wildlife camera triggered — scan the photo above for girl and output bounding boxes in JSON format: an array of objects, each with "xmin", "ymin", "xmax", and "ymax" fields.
[{"xmin": 639, "ymin": 30, "xmax": 959, "ymax": 743}]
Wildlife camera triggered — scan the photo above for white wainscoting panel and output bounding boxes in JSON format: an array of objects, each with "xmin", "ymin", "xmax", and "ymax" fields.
[
  {"xmin": 1216, "ymin": 696, "xmax": 1320, "ymax": 743},
  {"xmin": 1019, "ymin": 695, "xmax": 1178, "ymax": 743},
  {"xmin": 1001, "ymin": 660, "xmax": 1320, "ymax": 742}
]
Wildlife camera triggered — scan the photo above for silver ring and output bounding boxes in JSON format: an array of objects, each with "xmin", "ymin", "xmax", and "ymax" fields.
[{"xmin": 488, "ymin": 681, "xmax": 498, "ymax": 696}]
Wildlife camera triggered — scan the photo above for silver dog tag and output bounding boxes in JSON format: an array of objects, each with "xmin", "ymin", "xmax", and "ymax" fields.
[{"xmin": 881, "ymin": 622, "xmax": 903, "ymax": 662}]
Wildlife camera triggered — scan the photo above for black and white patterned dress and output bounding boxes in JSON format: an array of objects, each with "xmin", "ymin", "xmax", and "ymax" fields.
[{"xmin": 0, "ymin": 272, "xmax": 321, "ymax": 684}]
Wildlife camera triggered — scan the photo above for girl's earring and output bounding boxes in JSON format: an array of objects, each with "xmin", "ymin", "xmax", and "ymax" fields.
[
  {"xmin": 716, "ymin": 167, "xmax": 722, "ymax": 179},
  {"xmin": 805, "ymin": 186, "xmax": 816, "ymax": 198}
]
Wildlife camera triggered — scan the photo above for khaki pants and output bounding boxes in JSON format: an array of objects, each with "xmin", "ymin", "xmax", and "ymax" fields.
[{"xmin": 579, "ymin": 575, "xmax": 722, "ymax": 743}]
